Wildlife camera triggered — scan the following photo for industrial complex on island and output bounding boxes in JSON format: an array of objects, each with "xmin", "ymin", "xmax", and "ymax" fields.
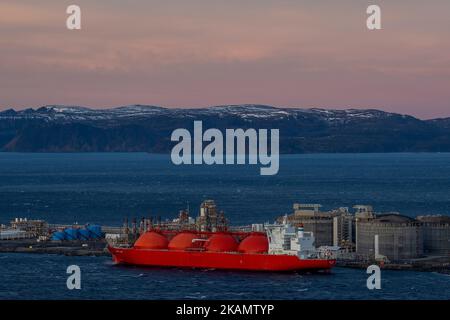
[
  {"xmin": 1, "ymin": 200, "xmax": 449, "ymax": 271},
  {"xmin": 282, "ymin": 203, "xmax": 450, "ymax": 261}
]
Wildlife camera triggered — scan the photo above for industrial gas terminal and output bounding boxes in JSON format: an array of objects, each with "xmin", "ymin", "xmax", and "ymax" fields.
[{"xmin": 0, "ymin": 200, "xmax": 449, "ymax": 273}]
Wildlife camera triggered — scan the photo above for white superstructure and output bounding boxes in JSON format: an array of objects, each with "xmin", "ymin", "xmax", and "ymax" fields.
[{"xmin": 264, "ymin": 215, "xmax": 318, "ymax": 259}]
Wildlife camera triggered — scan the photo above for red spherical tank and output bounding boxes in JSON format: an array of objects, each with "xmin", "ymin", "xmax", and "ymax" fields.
[
  {"xmin": 168, "ymin": 232, "xmax": 197, "ymax": 250},
  {"xmin": 134, "ymin": 231, "xmax": 169, "ymax": 249},
  {"xmin": 238, "ymin": 234, "xmax": 269, "ymax": 254},
  {"xmin": 206, "ymin": 234, "xmax": 238, "ymax": 252}
]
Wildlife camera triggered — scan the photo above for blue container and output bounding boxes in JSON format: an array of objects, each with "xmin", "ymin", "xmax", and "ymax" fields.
[
  {"xmin": 51, "ymin": 231, "xmax": 66, "ymax": 241},
  {"xmin": 87, "ymin": 225, "xmax": 102, "ymax": 239},
  {"xmin": 64, "ymin": 228, "xmax": 79, "ymax": 241},
  {"xmin": 78, "ymin": 229, "xmax": 91, "ymax": 240}
]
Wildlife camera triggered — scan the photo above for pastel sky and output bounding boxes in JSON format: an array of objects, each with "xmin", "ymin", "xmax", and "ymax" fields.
[{"xmin": 1, "ymin": 0, "xmax": 449, "ymax": 119}]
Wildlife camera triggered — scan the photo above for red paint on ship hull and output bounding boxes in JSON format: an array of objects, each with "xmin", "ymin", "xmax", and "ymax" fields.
[{"xmin": 108, "ymin": 246, "xmax": 336, "ymax": 272}]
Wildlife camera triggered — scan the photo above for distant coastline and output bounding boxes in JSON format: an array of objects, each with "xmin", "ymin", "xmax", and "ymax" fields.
[{"xmin": 1, "ymin": 105, "xmax": 450, "ymax": 153}]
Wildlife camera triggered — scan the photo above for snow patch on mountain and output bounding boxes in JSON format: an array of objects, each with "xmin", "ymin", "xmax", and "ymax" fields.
[{"xmin": 0, "ymin": 104, "xmax": 407, "ymax": 124}]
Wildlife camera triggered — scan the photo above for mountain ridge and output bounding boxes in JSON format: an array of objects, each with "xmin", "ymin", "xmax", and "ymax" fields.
[{"xmin": 1, "ymin": 105, "xmax": 449, "ymax": 153}]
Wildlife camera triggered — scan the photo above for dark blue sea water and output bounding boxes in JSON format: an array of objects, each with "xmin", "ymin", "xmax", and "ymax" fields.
[
  {"xmin": 0, "ymin": 253, "xmax": 449, "ymax": 300},
  {"xmin": 0, "ymin": 153, "xmax": 449, "ymax": 300},
  {"xmin": 1, "ymin": 153, "xmax": 450, "ymax": 225}
]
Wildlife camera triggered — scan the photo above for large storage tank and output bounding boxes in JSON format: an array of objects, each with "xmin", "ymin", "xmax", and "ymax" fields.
[
  {"xmin": 168, "ymin": 232, "xmax": 197, "ymax": 250},
  {"xmin": 51, "ymin": 231, "xmax": 66, "ymax": 241},
  {"xmin": 64, "ymin": 228, "xmax": 79, "ymax": 240},
  {"xmin": 87, "ymin": 225, "xmax": 102, "ymax": 239},
  {"xmin": 356, "ymin": 214, "xmax": 423, "ymax": 260},
  {"xmin": 206, "ymin": 234, "xmax": 238, "ymax": 252},
  {"xmin": 238, "ymin": 234, "xmax": 269, "ymax": 254},
  {"xmin": 134, "ymin": 231, "xmax": 169, "ymax": 249},
  {"xmin": 78, "ymin": 229, "xmax": 91, "ymax": 240}
]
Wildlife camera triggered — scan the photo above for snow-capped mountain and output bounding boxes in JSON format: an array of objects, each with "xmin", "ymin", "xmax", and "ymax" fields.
[
  {"xmin": 0, "ymin": 104, "xmax": 404, "ymax": 124},
  {"xmin": 0, "ymin": 104, "xmax": 448, "ymax": 153}
]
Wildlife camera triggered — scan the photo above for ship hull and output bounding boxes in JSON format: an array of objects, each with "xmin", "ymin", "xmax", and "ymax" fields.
[{"xmin": 108, "ymin": 246, "xmax": 336, "ymax": 272}]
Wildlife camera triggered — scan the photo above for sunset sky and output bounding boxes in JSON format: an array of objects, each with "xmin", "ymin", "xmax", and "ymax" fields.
[{"xmin": 1, "ymin": 0, "xmax": 449, "ymax": 119}]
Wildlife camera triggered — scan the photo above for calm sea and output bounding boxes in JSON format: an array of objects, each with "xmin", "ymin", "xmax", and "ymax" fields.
[{"xmin": 0, "ymin": 153, "xmax": 449, "ymax": 299}]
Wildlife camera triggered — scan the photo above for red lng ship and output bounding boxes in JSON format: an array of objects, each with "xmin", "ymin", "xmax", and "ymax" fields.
[{"xmin": 108, "ymin": 220, "xmax": 336, "ymax": 272}]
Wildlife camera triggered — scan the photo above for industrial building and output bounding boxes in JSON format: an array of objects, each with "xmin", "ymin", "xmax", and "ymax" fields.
[
  {"xmin": 10, "ymin": 218, "xmax": 48, "ymax": 235},
  {"xmin": 417, "ymin": 215, "xmax": 450, "ymax": 256},
  {"xmin": 0, "ymin": 218, "xmax": 48, "ymax": 240},
  {"xmin": 196, "ymin": 200, "xmax": 228, "ymax": 232},
  {"xmin": 356, "ymin": 213, "xmax": 423, "ymax": 261},
  {"xmin": 282, "ymin": 203, "xmax": 334, "ymax": 247},
  {"xmin": 282, "ymin": 204, "xmax": 357, "ymax": 248},
  {"xmin": 282, "ymin": 202, "xmax": 449, "ymax": 262},
  {"xmin": 332, "ymin": 208, "xmax": 355, "ymax": 250}
]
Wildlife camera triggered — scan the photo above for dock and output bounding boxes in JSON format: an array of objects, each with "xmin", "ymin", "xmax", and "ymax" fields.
[{"xmin": 0, "ymin": 238, "xmax": 109, "ymax": 256}]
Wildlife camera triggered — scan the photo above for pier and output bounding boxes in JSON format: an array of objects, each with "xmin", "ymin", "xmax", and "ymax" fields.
[{"xmin": 0, "ymin": 238, "xmax": 109, "ymax": 256}]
